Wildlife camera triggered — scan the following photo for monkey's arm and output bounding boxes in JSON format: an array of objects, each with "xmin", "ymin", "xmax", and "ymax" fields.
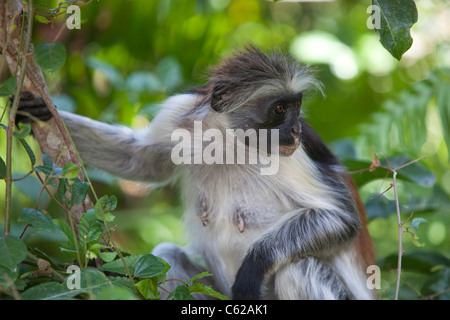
[
  {"xmin": 59, "ymin": 111, "xmax": 176, "ymax": 182},
  {"xmin": 231, "ymin": 205, "xmax": 361, "ymax": 300},
  {"xmin": 16, "ymin": 92, "xmax": 179, "ymax": 183}
]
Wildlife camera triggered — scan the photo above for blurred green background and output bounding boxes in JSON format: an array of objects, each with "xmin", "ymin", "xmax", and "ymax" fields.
[{"xmin": 1, "ymin": 0, "xmax": 450, "ymax": 299}]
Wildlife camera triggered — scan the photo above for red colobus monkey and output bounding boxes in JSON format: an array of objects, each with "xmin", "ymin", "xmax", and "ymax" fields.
[{"xmin": 17, "ymin": 47, "xmax": 375, "ymax": 300}]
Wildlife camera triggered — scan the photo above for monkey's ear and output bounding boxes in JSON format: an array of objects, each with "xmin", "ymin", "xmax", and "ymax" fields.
[{"xmin": 210, "ymin": 81, "xmax": 229, "ymax": 113}]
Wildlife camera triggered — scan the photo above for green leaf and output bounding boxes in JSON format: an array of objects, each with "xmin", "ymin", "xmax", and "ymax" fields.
[
  {"xmin": 344, "ymin": 159, "xmax": 388, "ymax": 186},
  {"xmin": 34, "ymin": 164, "xmax": 57, "ymax": 176},
  {"xmin": 22, "ymin": 269, "xmax": 113, "ymax": 300},
  {"xmin": 410, "ymin": 232, "xmax": 425, "ymax": 248},
  {"xmin": 410, "ymin": 217, "xmax": 427, "ymax": 231},
  {"xmin": 0, "ymin": 76, "xmax": 17, "ymax": 97},
  {"xmin": 388, "ymin": 155, "xmax": 436, "ymax": 187},
  {"xmin": 126, "ymin": 71, "xmax": 161, "ymax": 94},
  {"xmin": 54, "ymin": 219, "xmax": 77, "ymax": 248},
  {"xmin": 78, "ymin": 268, "xmax": 113, "ymax": 296},
  {"xmin": 156, "ymin": 57, "xmax": 183, "ymax": 91},
  {"xmin": 86, "ymin": 56, "xmax": 124, "ymax": 88},
  {"xmin": 100, "ymin": 254, "xmax": 144, "ymax": 275},
  {"xmin": 381, "ymin": 251, "xmax": 450, "ymax": 274},
  {"xmin": 100, "ymin": 253, "xmax": 169, "ymax": 279},
  {"xmin": 173, "ymin": 285, "xmax": 195, "ymax": 300},
  {"xmin": 0, "ymin": 156, "xmax": 6, "ymax": 179},
  {"xmin": 96, "ymin": 286, "xmax": 138, "ymax": 300},
  {"xmin": 34, "ymin": 42, "xmax": 67, "ymax": 75},
  {"xmin": 35, "ymin": 15, "xmax": 50, "ymax": 24},
  {"xmin": 183, "ymin": 271, "xmax": 213, "ymax": 285},
  {"xmin": 0, "ymin": 235, "xmax": 27, "ymax": 271},
  {"xmin": 17, "ymin": 136, "xmax": 36, "ymax": 166},
  {"xmin": 70, "ymin": 179, "xmax": 89, "ymax": 205},
  {"xmin": 78, "ymin": 210, "xmax": 105, "ymax": 248},
  {"xmin": 373, "ymin": 0, "xmax": 418, "ymax": 60},
  {"xmin": 0, "ymin": 265, "xmax": 19, "ymax": 288},
  {"xmin": 19, "ymin": 208, "xmax": 68, "ymax": 239},
  {"xmin": 21, "ymin": 282, "xmax": 81, "ymax": 300},
  {"xmin": 188, "ymin": 281, "xmax": 229, "ymax": 300},
  {"xmin": 136, "ymin": 278, "xmax": 160, "ymax": 300},
  {"xmin": 436, "ymin": 82, "xmax": 450, "ymax": 156},
  {"xmin": 99, "ymin": 251, "xmax": 117, "ymax": 263},
  {"xmin": 345, "ymin": 155, "xmax": 435, "ymax": 187},
  {"xmin": 57, "ymin": 178, "xmax": 70, "ymax": 206},
  {"xmin": 13, "ymin": 123, "xmax": 31, "ymax": 139},
  {"xmin": 94, "ymin": 195, "xmax": 117, "ymax": 222},
  {"xmin": 134, "ymin": 254, "xmax": 167, "ymax": 278},
  {"xmin": 365, "ymin": 195, "xmax": 396, "ymax": 219},
  {"xmin": 61, "ymin": 163, "xmax": 79, "ymax": 179}
]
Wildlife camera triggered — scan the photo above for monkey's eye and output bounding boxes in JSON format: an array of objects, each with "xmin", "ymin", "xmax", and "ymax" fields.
[
  {"xmin": 273, "ymin": 105, "xmax": 285, "ymax": 115},
  {"xmin": 296, "ymin": 101, "xmax": 302, "ymax": 109}
]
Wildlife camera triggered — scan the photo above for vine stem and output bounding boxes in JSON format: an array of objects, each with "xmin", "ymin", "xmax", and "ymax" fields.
[
  {"xmin": 4, "ymin": 0, "xmax": 34, "ymax": 235},
  {"xmin": 350, "ymin": 154, "xmax": 426, "ymax": 300},
  {"xmin": 392, "ymin": 171, "xmax": 402, "ymax": 300}
]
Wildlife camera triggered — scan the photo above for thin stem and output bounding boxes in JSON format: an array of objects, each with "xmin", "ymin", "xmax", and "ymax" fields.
[
  {"xmin": 392, "ymin": 170, "xmax": 402, "ymax": 300},
  {"xmin": 34, "ymin": 168, "xmax": 83, "ymax": 266},
  {"xmin": 394, "ymin": 156, "xmax": 426, "ymax": 171},
  {"xmin": 4, "ymin": 0, "xmax": 34, "ymax": 235},
  {"xmin": 349, "ymin": 154, "xmax": 426, "ymax": 300}
]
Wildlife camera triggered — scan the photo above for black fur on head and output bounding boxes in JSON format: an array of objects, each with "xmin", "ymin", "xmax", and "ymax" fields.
[{"xmin": 203, "ymin": 45, "xmax": 320, "ymax": 113}]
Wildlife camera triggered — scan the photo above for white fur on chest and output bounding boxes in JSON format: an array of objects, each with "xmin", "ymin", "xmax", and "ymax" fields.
[{"xmin": 180, "ymin": 147, "xmax": 334, "ymax": 289}]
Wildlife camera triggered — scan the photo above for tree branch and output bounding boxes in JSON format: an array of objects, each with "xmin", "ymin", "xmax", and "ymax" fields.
[{"xmin": 0, "ymin": 0, "xmax": 92, "ymax": 233}]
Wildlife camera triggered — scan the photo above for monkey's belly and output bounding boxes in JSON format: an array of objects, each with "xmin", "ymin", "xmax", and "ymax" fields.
[{"xmin": 193, "ymin": 195, "xmax": 290, "ymax": 288}]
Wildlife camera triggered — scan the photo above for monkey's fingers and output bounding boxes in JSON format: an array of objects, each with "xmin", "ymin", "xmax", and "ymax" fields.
[{"xmin": 10, "ymin": 92, "xmax": 53, "ymax": 125}]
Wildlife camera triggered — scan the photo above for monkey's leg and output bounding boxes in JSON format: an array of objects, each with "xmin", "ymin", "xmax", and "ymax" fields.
[
  {"xmin": 151, "ymin": 242, "xmax": 219, "ymax": 300},
  {"xmin": 270, "ymin": 257, "xmax": 349, "ymax": 300}
]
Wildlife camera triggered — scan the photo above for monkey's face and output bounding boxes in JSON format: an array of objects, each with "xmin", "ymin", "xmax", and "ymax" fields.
[{"xmin": 229, "ymin": 93, "xmax": 303, "ymax": 157}]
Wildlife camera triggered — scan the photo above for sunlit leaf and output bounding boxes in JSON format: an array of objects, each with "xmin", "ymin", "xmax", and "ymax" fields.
[
  {"xmin": 373, "ymin": 0, "xmax": 418, "ymax": 60},
  {"xmin": 137, "ymin": 278, "xmax": 160, "ymax": 300},
  {"xmin": 0, "ymin": 156, "xmax": 6, "ymax": 179},
  {"xmin": 0, "ymin": 76, "xmax": 17, "ymax": 97},
  {"xmin": 17, "ymin": 136, "xmax": 36, "ymax": 166},
  {"xmin": 94, "ymin": 195, "xmax": 117, "ymax": 222},
  {"xmin": 410, "ymin": 232, "xmax": 425, "ymax": 248}
]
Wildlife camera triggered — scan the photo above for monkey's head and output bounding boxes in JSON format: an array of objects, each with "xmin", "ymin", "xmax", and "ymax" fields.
[{"xmin": 207, "ymin": 46, "xmax": 321, "ymax": 156}]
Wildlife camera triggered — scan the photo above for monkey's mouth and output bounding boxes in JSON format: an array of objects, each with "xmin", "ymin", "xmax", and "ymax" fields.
[
  {"xmin": 278, "ymin": 136, "xmax": 301, "ymax": 156},
  {"xmin": 278, "ymin": 145, "xmax": 298, "ymax": 156}
]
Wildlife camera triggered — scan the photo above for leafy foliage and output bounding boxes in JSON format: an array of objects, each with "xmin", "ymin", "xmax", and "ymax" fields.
[{"xmin": 0, "ymin": 149, "xmax": 226, "ymax": 300}]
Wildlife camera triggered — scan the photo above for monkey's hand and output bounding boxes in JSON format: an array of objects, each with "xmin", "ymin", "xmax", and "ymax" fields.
[{"xmin": 11, "ymin": 92, "xmax": 53, "ymax": 125}]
